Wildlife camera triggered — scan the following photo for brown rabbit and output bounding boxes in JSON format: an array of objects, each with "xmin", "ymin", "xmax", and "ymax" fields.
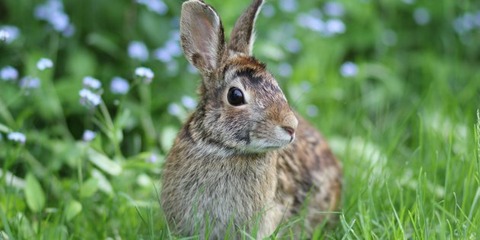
[{"xmin": 161, "ymin": 0, "xmax": 342, "ymax": 238}]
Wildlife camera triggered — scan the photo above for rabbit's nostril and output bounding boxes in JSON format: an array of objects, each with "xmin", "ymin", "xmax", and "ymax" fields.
[{"xmin": 282, "ymin": 126, "xmax": 295, "ymax": 136}]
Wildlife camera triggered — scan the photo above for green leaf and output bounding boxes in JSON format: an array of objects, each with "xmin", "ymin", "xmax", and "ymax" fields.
[
  {"xmin": 161, "ymin": 126, "xmax": 178, "ymax": 153},
  {"xmin": 24, "ymin": 173, "xmax": 45, "ymax": 213},
  {"xmin": 87, "ymin": 148, "xmax": 122, "ymax": 176},
  {"xmin": 0, "ymin": 123, "xmax": 10, "ymax": 133},
  {"xmin": 91, "ymin": 169, "xmax": 114, "ymax": 195},
  {"xmin": 65, "ymin": 200, "xmax": 82, "ymax": 221},
  {"xmin": 79, "ymin": 178, "xmax": 99, "ymax": 198}
]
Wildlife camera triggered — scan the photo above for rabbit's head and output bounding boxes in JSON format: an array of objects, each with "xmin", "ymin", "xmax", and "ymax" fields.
[{"xmin": 180, "ymin": 0, "xmax": 298, "ymax": 153}]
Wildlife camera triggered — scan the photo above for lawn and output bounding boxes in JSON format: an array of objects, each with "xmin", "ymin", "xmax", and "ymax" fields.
[{"xmin": 1, "ymin": 0, "xmax": 479, "ymax": 239}]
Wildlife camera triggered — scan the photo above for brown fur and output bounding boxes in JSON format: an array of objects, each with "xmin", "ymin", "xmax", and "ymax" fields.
[{"xmin": 161, "ymin": 0, "xmax": 342, "ymax": 239}]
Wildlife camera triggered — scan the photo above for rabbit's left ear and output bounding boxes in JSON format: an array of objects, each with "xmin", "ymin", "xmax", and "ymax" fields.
[{"xmin": 229, "ymin": 0, "xmax": 264, "ymax": 55}]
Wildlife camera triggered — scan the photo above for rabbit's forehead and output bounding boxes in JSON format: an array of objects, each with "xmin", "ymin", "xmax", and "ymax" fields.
[{"xmin": 224, "ymin": 65, "xmax": 286, "ymax": 102}]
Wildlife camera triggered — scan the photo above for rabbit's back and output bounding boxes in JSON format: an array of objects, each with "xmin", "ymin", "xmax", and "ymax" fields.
[{"xmin": 275, "ymin": 114, "xmax": 342, "ymax": 231}]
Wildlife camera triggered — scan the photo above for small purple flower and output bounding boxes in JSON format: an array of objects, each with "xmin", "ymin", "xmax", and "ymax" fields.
[
  {"xmin": 0, "ymin": 25, "xmax": 20, "ymax": 43},
  {"xmin": 110, "ymin": 77, "xmax": 130, "ymax": 95},
  {"xmin": 262, "ymin": 4, "xmax": 275, "ymax": 18},
  {"xmin": 167, "ymin": 103, "xmax": 182, "ymax": 116},
  {"xmin": 0, "ymin": 66, "xmax": 19, "ymax": 81},
  {"xmin": 324, "ymin": 2, "xmax": 345, "ymax": 17},
  {"xmin": 137, "ymin": 0, "xmax": 168, "ymax": 15},
  {"xmin": 325, "ymin": 19, "xmax": 346, "ymax": 35},
  {"xmin": 35, "ymin": 0, "xmax": 73, "ymax": 35},
  {"xmin": 279, "ymin": 0, "xmax": 297, "ymax": 13},
  {"xmin": 79, "ymin": 88, "xmax": 102, "ymax": 107},
  {"xmin": 128, "ymin": 41, "xmax": 149, "ymax": 61},
  {"xmin": 82, "ymin": 130, "xmax": 97, "ymax": 142},
  {"xmin": 181, "ymin": 96, "xmax": 197, "ymax": 110},
  {"xmin": 20, "ymin": 76, "xmax": 41, "ymax": 89},
  {"xmin": 0, "ymin": 29, "xmax": 9, "ymax": 42},
  {"xmin": 8, "ymin": 132, "xmax": 26, "ymax": 144},
  {"xmin": 147, "ymin": 153, "xmax": 158, "ymax": 163},
  {"xmin": 284, "ymin": 38, "xmax": 302, "ymax": 53},
  {"xmin": 278, "ymin": 62, "xmax": 293, "ymax": 77},
  {"xmin": 83, "ymin": 76, "xmax": 102, "ymax": 90},
  {"xmin": 135, "ymin": 67, "xmax": 154, "ymax": 83},
  {"xmin": 306, "ymin": 105, "xmax": 318, "ymax": 117},
  {"xmin": 37, "ymin": 58, "xmax": 54, "ymax": 71},
  {"xmin": 340, "ymin": 61, "xmax": 358, "ymax": 78},
  {"xmin": 414, "ymin": 8, "xmax": 430, "ymax": 26}
]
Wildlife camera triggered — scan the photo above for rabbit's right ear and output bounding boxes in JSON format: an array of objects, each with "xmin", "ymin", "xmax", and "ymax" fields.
[{"xmin": 180, "ymin": 0, "xmax": 226, "ymax": 74}]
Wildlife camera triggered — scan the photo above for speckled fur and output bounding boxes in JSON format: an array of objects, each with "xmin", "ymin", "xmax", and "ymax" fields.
[{"xmin": 161, "ymin": 0, "xmax": 342, "ymax": 239}]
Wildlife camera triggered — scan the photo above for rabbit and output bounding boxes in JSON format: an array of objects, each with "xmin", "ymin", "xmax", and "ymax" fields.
[{"xmin": 160, "ymin": 0, "xmax": 342, "ymax": 238}]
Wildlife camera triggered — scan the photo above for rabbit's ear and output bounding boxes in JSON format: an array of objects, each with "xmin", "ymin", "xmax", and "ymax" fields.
[
  {"xmin": 180, "ymin": 0, "xmax": 226, "ymax": 73},
  {"xmin": 229, "ymin": 0, "xmax": 263, "ymax": 55}
]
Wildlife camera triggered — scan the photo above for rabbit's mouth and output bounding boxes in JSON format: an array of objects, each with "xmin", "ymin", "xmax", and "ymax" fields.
[{"xmin": 244, "ymin": 127, "xmax": 295, "ymax": 152}]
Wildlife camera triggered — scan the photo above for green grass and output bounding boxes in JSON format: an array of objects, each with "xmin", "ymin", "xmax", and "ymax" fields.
[{"xmin": 1, "ymin": 0, "xmax": 480, "ymax": 239}]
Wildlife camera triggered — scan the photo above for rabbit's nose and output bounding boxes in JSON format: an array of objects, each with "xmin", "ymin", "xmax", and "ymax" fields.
[
  {"xmin": 282, "ymin": 113, "xmax": 298, "ymax": 135},
  {"xmin": 282, "ymin": 126, "xmax": 295, "ymax": 136}
]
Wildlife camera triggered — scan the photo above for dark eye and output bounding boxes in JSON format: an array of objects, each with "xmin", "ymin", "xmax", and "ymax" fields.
[{"xmin": 227, "ymin": 87, "xmax": 245, "ymax": 106}]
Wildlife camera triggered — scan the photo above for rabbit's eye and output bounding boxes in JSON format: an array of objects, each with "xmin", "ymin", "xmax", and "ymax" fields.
[{"xmin": 227, "ymin": 87, "xmax": 245, "ymax": 106}]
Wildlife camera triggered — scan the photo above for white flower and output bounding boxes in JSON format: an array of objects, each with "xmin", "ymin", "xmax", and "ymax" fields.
[
  {"xmin": 340, "ymin": 61, "xmax": 358, "ymax": 78},
  {"xmin": 37, "ymin": 58, "xmax": 54, "ymax": 71},
  {"xmin": 8, "ymin": 132, "xmax": 26, "ymax": 144},
  {"xmin": 82, "ymin": 130, "xmax": 97, "ymax": 142},
  {"xmin": 0, "ymin": 25, "xmax": 20, "ymax": 43},
  {"xmin": 20, "ymin": 76, "xmax": 41, "ymax": 89},
  {"xmin": 137, "ymin": 0, "xmax": 168, "ymax": 15},
  {"xmin": 128, "ymin": 41, "xmax": 149, "ymax": 61},
  {"xmin": 79, "ymin": 88, "xmax": 102, "ymax": 107},
  {"xmin": 135, "ymin": 67, "xmax": 154, "ymax": 83},
  {"xmin": 110, "ymin": 77, "xmax": 130, "ymax": 95},
  {"xmin": 0, "ymin": 66, "xmax": 19, "ymax": 81},
  {"xmin": 181, "ymin": 96, "xmax": 197, "ymax": 110},
  {"xmin": 83, "ymin": 76, "xmax": 102, "ymax": 90}
]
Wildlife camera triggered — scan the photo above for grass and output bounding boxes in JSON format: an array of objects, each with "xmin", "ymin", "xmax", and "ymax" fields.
[{"xmin": 1, "ymin": 0, "xmax": 480, "ymax": 239}]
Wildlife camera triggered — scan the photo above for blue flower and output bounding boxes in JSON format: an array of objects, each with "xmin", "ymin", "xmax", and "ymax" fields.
[
  {"xmin": 83, "ymin": 76, "xmax": 102, "ymax": 90},
  {"xmin": 135, "ymin": 67, "xmax": 154, "ymax": 84},
  {"xmin": 37, "ymin": 58, "xmax": 54, "ymax": 71},
  {"xmin": 0, "ymin": 25, "xmax": 20, "ymax": 43},
  {"xmin": 35, "ymin": 0, "xmax": 74, "ymax": 36},
  {"xmin": 279, "ymin": 0, "xmax": 297, "ymax": 13},
  {"xmin": 20, "ymin": 76, "xmax": 41, "ymax": 89},
  {"xmin": 181, "ymin": 96, "xmax": 197, "ymax": 110},
  {"xmin": 110, "ymin": 77, "xmax": 130, "ymax": 95},
  {"xmin": 8, "ymin": 132, "xmax": 26, "ymax": 144},
  {"xmin": 128, "ymin": 41, "xmax": 149, "ymax": 61},
  {"xmin": 0, "ymin": 66, "xmax": 19, "ymax": 81},
  {"xmin": 82, "ymin": 130, "xmax": 97, "ymax": 142},
  {"xmin": 79, "ymin": 88, "xmax": 102, "ymax": 107},
  {"xmin": 414, "ymin": 8, "xmax": 430, "ymax": 26},
  {"xmin": 325, "ymin": 19, "xmax": 346, "ymax": 35},
  {"xmin": 137, "ymin": 0, "xmax": 168, "ymax": 15},
  {"xmin": 340, "ymin": 61, "xmax": 358, "ymax": 78},
  {"xmin": 167, "ymin": 103, "xmax": 182, "ymax": 116},
  {"xmin": 324, "ymin": 2, "xmax": 345, "ymax": 17}
]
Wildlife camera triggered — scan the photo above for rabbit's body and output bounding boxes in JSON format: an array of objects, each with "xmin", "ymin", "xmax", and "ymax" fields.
[{"xmin": 161, "ymin": 0, "xmax": 342, "ymax": 238}]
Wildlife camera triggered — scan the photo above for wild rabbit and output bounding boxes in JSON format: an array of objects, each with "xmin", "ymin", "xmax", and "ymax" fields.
[{"xmin": 161, "ymin": 0, "xmax": 342, "ymax": 238}]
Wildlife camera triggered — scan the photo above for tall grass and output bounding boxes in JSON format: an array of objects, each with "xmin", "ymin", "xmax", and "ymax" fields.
[{"xmin": 1, "ymin": 0, "xmax": 479, "ymax": 239}]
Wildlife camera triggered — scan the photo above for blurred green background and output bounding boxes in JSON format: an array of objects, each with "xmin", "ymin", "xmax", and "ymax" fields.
[{"xmin": 1, "ymin": 0, "xmax": 479, "ymax": 239}]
